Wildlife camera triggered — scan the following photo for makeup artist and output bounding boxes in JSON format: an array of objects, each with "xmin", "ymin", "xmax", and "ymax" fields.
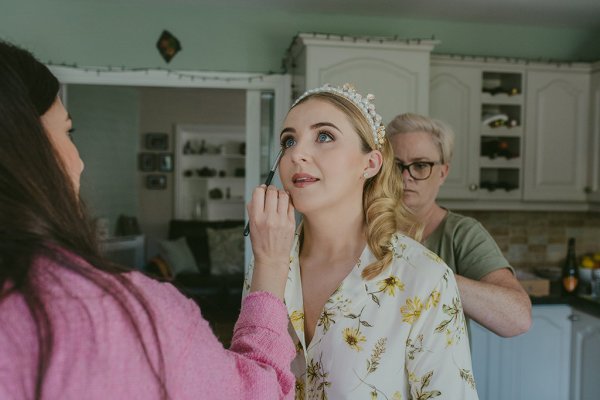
[
  {"xmin": 244, "ymin": 84, "xmax": 479, "ymax": 399},
  {"xmin": 387, "ymin": 113, "xmax": 532, "ymax": 338},
  {"xmin": 0, "ymin": 40, "xmax": 297, "ymax": 400}
]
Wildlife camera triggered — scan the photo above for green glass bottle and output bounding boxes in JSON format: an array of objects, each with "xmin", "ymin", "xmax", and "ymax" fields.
[{"xmin": 562, "ymin": 238, "xmax": 579, "ymax": 296}]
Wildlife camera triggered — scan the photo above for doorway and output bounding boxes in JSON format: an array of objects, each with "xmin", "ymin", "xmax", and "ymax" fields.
[{"xmin": 53, "ymin": 67, "xmax": 290, "ymax": 345}]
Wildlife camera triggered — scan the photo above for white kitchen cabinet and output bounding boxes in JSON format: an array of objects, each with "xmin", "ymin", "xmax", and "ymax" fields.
[
  {"xmin": 288, "ymin": 33, "xmax": 438, "ymax": 123},
  {"xmin": 587, "ymin": 64, "xmax": 600, "ymax": 205},
  {"xmin": 524, "ymin": 67, "xmax": 590, "ymax": 202},
  {"xmin": 174, "ymin": 125, "xmax": 246, "ymax": 221},
  {"xmin": 570, "ymin": 308, "xmax": 600, "ymax": 399},
  {"xmin": 478, "ymin": 69, "xmax": 525, "ymax": 201},
  {"xmin": 430, "ymin": 60, "xmax": 481, "ymax": 199},
  {"xmin": 430, "ymin": 57, "xmax": 594, "ymax": 209},
  {"xmin": 430, "ymin": 57, "xmax": 526, "ymax": 202},
  {"xmin": 470, "ymin": 304, "xmax": 572, "ymax": 400}
]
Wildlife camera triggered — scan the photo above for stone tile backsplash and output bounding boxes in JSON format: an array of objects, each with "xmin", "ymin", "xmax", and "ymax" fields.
[{"xmin": 460, "ymin": 211, "xmax": 600, "ymax": 271}]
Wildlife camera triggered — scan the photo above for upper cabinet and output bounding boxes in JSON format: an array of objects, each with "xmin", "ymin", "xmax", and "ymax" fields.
[
  {"xmin": 430, "ymin": 60, "xmax": 480, "ymax": 200},
  {"xmin": 288, "ymin": 33, "xmax": 438, "ymax": 124},
  {"xmin": 430, "ymin": 56, "xmax": 594, "ymax": 209},
  {"xmin": 588, "ymin": 63, "xmax": 600, "ymax": 205},
  {"xmin": 431, "ymin": 57, "xmax": 526, "ymax": 202},
  {"xmin": 524, "ymin": 66, "xmax": 590, "ymax": 202},
  {"xmin": 479, "ymin": 69, "xmax": 525, "ymax": 201}
]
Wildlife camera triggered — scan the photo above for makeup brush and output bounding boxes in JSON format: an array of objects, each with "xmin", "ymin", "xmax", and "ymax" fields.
[{"xmin": 243, "ymin": 147, "xmax": 284, "ymax": 236}]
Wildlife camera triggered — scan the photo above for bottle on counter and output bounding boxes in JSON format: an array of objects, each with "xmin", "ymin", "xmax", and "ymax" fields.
[{"xmin": 561, "ymin": 237, "xmax": 579, "ymax": 296}]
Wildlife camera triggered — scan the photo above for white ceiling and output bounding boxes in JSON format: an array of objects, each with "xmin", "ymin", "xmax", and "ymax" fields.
[{"xmin": 157, "ymin": 0, "xmax": 600, "ymax": 29}]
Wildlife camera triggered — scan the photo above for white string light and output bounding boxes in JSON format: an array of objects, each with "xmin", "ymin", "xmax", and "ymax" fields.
[
  {"xmin": 281, "ymin": 32, "xmax": 586, "ymax": 69},
  {"xmin": 45, "ymin": 61, "xmax": 279, "ymax": 83},
  {"xmin": 47, "ymin": 31, "xmax": 586, "ymax": 79}
]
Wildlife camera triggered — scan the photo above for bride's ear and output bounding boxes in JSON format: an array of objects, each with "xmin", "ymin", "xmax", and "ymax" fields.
[{"xmin": 363, "ymin": 150, "xmax": 383, "ymax": 178}]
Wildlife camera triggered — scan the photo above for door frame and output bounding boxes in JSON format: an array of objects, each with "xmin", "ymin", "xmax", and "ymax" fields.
[
  {"xmin": 50, "ymin": 66, "xmax": 291, "ymax": 267},
  {"xmin": 49, "ymin": 66, "xmax": 291, "ymax": 132}
]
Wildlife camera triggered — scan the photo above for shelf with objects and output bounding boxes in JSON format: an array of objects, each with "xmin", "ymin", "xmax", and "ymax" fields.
[
  {"xmin": 174, "ymin": 125, "xmax": 246, "ymax": 221},
  {"xmin": 478, "ymin": 70, "xmax": 524, "ymax": 200}
]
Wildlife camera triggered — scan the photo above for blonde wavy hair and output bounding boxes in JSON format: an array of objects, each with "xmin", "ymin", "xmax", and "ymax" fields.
[{"xmin": 292, "ymin": 92, "xmax": 420, "ymax": 280}]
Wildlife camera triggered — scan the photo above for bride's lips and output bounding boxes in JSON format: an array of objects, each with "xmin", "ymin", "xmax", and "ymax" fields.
[{"xmin": 292, "ymin": 173, "xmax": 319, "ymax": 188}]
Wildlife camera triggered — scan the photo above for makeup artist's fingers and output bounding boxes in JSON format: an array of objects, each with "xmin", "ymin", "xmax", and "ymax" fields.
[
  {"xmin": 247, "ymin": 184, "xmax": 266, "ymax": 217},
  {"xmin": 249, "ymin": 184, "xmax": 295, "ymax": 260},
  {"xmin": 287, "ymin": 195, "xmax": 295, "ymax": 222},
  {"xmin": 248, "ymin": 185, "xmax": 295, "ymax": 299},
  {"xmin": 275, "ymin": 188, "xmax": 290, "ymax": 215},
  {"xmin": 263, "ymin": 184, "xmax": 279, "ymax": 215}
]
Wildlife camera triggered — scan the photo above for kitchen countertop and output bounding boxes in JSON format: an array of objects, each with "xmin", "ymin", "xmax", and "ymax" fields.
[{"xmin": 530, "ymin": 281, "xmax": 600, "ymax": 319}]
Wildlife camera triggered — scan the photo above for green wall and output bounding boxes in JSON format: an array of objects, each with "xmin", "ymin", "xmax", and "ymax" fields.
[{"xmin": 2, "ymin": 0, "xmax": 599, "ymax": 73}]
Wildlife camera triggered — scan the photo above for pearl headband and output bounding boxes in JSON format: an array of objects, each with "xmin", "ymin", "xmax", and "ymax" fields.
[{"xmin": 292, "ymin": 83, "xmax": 386, "ymax": 150}]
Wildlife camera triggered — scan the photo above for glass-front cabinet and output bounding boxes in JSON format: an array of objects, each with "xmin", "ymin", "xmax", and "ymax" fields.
[
  {"xmin": 431, "ymin": 55, "xmax": 592, "ymax": 209},
  {"xmin": 479, "ymin": 70, "xmax": 524, "ymax": 200},
  {"xmin": 431, "ymin": 57, "xmax": 525, "ymax": 201}
]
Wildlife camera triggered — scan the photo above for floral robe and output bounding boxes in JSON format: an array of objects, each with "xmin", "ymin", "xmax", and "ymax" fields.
[{"xmin": 244, "ymin": 231, "xmax": 479, "ymax": 400}]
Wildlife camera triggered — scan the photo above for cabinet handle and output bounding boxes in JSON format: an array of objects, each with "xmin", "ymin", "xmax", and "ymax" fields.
[
  {"xmin": 469, "ymin": 183, "xmax": 479, "ymax": 191},
  {"xmin": 568, "ymin": 314, "xmax": 579, "ymax": 322}
]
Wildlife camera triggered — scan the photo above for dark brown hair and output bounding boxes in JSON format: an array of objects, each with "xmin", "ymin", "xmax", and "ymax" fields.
[{"xmin": 0, "ymin": 41, "xmax": 167, "ymax": 399}]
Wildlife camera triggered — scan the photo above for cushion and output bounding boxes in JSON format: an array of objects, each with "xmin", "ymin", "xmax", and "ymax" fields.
[
  {"xmin": 168, "ymin": 220, "xmax": 245, "ymax": 275},
  {"xmin": 206, "ymin": 226, "xmax": 245, "ymax": 275},
  {"xmin": 158, "ymin": 237, "xmax": 199, "ymax": 277}
]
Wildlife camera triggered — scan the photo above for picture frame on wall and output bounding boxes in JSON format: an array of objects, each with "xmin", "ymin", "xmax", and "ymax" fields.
[
  {"xmin": 139, "ymin": 153, "xmax": 157, "ymax": 171},
  {"xmin": 146, "ymin": 174, "xmax": 167, "ymax": 190},
  {"xmin": 158, "ymin": 153, "xmax": 173, "ymax": 172},
  {"xmin": 145, "ymin": 132, "xmax": 169, "ymax": 150}
]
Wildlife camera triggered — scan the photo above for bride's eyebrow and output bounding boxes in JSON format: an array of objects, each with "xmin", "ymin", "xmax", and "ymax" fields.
[
  {"xmin": 311, "ymin": 122, "xmax": 342, "ymax": 134},
  {"xmin": 280, "ymin": 127, "xmax": 295, "ymax": 137}
]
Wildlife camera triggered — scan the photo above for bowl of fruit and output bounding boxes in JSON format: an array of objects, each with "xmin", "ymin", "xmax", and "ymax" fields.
[{"xmin": 579, "ymin": 253, "xmax": 600, "ymax": 284}]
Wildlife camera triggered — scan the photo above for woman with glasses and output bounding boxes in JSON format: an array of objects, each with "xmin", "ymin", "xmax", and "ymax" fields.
[{"xmin": 387, "ymin": 113, "xmax": 531, "ymax": 338}]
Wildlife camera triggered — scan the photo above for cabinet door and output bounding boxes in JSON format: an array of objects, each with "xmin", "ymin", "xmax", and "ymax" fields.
[
  {"xmin": 587, "ymin": 69, "xmax": 600, "ymax": 203},
  {"xmin": 524, "ymin": 70, "xmax": 590, "ymax": 201},
  {"xmin": 470, "ymin": 319, "xmax": 503, "ymax": 400},
  {"xmin": 503, "ymin": 305, "xmax": 572, "ymax": 400},
  {"xmin": 302, "ymin": 42, "xmax": 433, "ymax": 123},
  {"xmin": 430, "ymin": 64, "xmax": 481, "ymax": 199},
  {"xmin": 570, "ymin": 309, "xmax": 600, "ymax": 399},
  {"xmin": 470, "ymin": 305, "xmax": 572, "ymax": 400}
]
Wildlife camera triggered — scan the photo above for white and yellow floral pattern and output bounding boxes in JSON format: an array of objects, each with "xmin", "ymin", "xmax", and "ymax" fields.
[{"xmin": 244, "ymin": 232, "xmax": 478, "ymax": 399}]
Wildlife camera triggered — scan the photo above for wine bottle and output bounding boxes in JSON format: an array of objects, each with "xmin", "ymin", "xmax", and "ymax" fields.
[{"xmin": 562, "ymin": 237, "xmax": 579, "ymax": 296}]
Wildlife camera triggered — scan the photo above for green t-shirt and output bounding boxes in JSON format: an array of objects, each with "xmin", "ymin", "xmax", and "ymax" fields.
[{"xmin": 424, "ymin": 210, "xmax": 514, "ymax": 280}]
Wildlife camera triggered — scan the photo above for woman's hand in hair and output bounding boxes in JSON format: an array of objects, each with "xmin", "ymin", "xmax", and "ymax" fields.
[{"xmin": 247, "ymin": 184, "xmax": 296, "ymax": 300}]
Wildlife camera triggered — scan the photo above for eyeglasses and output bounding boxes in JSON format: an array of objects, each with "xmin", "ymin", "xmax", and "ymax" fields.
[{"xmin": 396, "ymin": 161, "xmax": 441, "ymax": 180}]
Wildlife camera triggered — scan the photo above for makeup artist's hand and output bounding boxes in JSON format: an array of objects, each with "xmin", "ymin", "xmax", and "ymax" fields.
[{"xmin": 247, "ymin": 184, "xmax": 296, "ymax": 300}]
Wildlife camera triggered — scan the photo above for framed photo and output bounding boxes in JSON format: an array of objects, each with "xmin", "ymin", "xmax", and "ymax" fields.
[
  {"xmin": 139, "ymin": 153, "xmax": 157, "ymax": 171},
  {"xmin": 158, "ymin": 153, "xmax": 173, "ymax": 172},
  {"xmin": 146, "ymin": 174, "xmax": 167, "ymax": 190},
  {"xmin": 145, "ymin": 133, "xmax": 169, "ymax": 150}
]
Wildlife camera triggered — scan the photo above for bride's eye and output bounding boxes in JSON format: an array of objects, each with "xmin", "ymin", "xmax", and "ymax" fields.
[
  {"xmin": 281, "ymin": 136, "xmax": 296, "ymax": 149},
  {"xmin": 317, "ymin": 131, "xmax": 333, "ymax": 143}
]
